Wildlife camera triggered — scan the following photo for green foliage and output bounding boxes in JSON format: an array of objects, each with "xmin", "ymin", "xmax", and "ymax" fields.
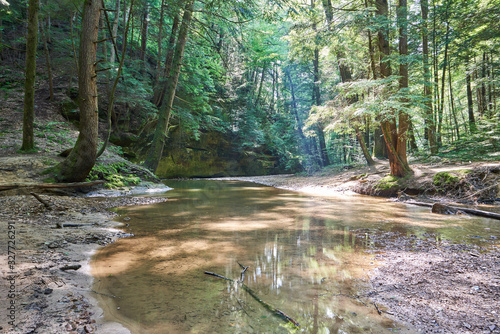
[
  {"xmin": 433, "ymin": 172, "xmax": 459, "ymax": 188},
  {"xmin": 33, "ymin": 122, "xmax": 74, "ymax": 149}
]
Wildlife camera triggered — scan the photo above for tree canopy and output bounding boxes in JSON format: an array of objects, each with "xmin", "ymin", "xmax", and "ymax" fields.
[{"xmin": 2, "ymin": 0, "xmax": 498, "ymax": 179}]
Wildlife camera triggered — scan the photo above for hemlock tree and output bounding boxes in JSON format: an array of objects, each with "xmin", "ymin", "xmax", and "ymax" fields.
[
  {"xmin": 377, "ymin": 0, "xmax": 412, "ymax": 177},
  {"xmin": 55, "ymin": 0, "xmax": 101, "ymax": 182},
  {"xmin": 21, "ymin": 0, "xmax": 39, "ymax": 151}
]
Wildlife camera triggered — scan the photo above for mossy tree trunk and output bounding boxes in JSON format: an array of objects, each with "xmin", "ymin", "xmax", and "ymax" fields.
[
  {"xmin": 21, "ymin": 0, "xmax": 39, "ymax": 151},
  {"xmin": 55, "ymin": 0, "xmax": 101, "ymax": 182},
  {"xmin": 144, "ymin": 0, "xmax": 193, "ymax": 173}
]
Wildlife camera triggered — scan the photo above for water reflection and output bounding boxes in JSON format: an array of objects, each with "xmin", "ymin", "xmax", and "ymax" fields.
[{"xmin": 92, "ymin": 180, "xmax": 498, "ymax": 333}]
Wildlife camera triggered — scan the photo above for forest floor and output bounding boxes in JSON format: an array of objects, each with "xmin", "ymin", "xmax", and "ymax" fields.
[{"xmin": 1, "ymin": 89, "xmax": 499, "ymax": 333}]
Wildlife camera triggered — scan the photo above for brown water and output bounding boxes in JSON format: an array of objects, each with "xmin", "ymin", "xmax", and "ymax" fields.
[{"xmin": 92, "ymin": 180, "xmax": 499, "ymax": 333}]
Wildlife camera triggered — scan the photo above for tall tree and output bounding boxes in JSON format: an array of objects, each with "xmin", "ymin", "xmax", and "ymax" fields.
[
  {"xmin": 153, "ymin": 12, "xmax": 180, "ymax": 107},
  {"xmin": 55, "ymin": 0, "xmax": 101, "ymax": 182},
  {"xmin": 377, "ymin": 0, "xmax": 412, "ymax": 177},
  {"xmin": 311, "ymin": 0, "xmax": 329, "ymax": 167},
  {"xmin": 109, "ymin": 0, "xmax": 120, "ymax": 64},
  {"xmin": 421, "ymin": 0, "xmax": 437, "ymax": 153},
  {"xmin": 144, "ymin": 0, "xmax": 194, "ymax": 172},
  {"xmin": 21, "ymin": 0, "xmax": 39, "ymax": 151},
  {"xmin": 140, "ymin": 0, "xmax": 149, "ymax": 71}
]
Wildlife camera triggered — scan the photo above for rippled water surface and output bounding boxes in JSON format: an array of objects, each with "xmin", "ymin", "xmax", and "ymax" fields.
[{"xmin": 92, "ymin": 180, "xmax": 499, "ymax": 333}]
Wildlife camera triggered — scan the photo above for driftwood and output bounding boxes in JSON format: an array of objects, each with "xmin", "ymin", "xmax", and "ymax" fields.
[
  {"xmin": 405, "ymin": 201, "xmax": 500, "ymax": 220},
  {"xmin": 60, "ymin": 264, "xmax": 81, "ymax": 271},
  {"xmin": 30, "ymin": 192, "xmax": 52, "ymax": 210},
  {"xmin": 205, "ymin": 263, "xmax": 300, "ymax": 327},
  {"xmin": 0, "ymin": 180, "xmax": 106, "ymax": 192},
  {"xmin": 56, "ymin": 222, "xmax": 97, "ymax": 228}
]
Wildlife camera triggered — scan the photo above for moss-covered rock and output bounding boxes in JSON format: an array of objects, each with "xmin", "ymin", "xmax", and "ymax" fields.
[{"xmin": 150, "ymin": 131, "xmax": 282, "ymax": 178}]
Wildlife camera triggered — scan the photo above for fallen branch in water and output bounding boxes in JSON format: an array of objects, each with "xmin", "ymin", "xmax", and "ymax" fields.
[
  {"xmin": 237, "ymin": 262, "xmax": 249, "ymax": 282},
  {"xmin": 204, "ymin": 264, "xmax": 300, "ymax": 327}
]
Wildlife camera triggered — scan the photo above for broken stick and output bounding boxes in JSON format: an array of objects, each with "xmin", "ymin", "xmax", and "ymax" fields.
[
  {"xmin": 204, "ymin": 265, "xmax": 300, "ymax": 327},
  {"xmin": 30, "ymin": 192, "xmax": 52, "ymax": 210}
]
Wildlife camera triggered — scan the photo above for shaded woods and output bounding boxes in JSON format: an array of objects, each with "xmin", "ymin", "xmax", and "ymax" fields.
[{"xmin": 0, "ymin": 0, "xmax": 497, "ymax": 181}]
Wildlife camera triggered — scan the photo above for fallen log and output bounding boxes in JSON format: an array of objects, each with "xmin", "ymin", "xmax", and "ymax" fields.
[
  {"xmin": 0, "ymin": 180, "xmax": 106, "ymax": 192},
  {"xmin": 405, "ymin": 201, "xmax": 500, "ymax": 220},
  {"xmin": 205, "ymin": 266, "xmax": 300, "ymax": 327}
]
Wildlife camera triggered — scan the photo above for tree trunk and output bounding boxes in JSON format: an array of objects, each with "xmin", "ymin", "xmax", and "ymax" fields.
[
  {"xmin": 448, "ymin": 63, "xmax": 459, "ymax": 140},
  {"xmin": 396, "ymin": 0, "xmax": 409, "ymax": 169},
  {"xmin": 377, "ymin": 0, "xmax": 412, "ymax": 177},
  {"xmin": 154, "ymin": 0, "xmax": 166, "ymax": 90},
  {"xmin": 437, "ymin": 3, "xmax": 450, "ymax": 147},
  {"xmin": 153, "ymin": 12, "xmax": 179, "ymax": 107},
  {"xmin": 481, "ymin": 52, "xmax": 487, "ymax": 115},
  {"xmin": 0, "ymin": 15, "xmax": 3, "ymax": 61},
  {"xmin": 140, "ymin": 0, "xmax": 149, "ymax": 73},
  {"xmin": 432, "ymin": 0, "xmax": 440, "ymax": 140},
  {"xmin": 144, "ymin": 0, "xmax": 194, "ymax": 173},
  {"xmin": 466, "ymin": 65, "xmax": 476, "ymax": 132},
  {"xmin": 254, "ymin": 65, "xmax": 267, "ymax": 106},
  {"xmin": 310, "ymin": 0, "xmax": 329, "ymax": 167},
  {"xmin": 21, "ymin": 0, "xmax": 39, "ymax": 151},
  {"xmin": 316, "ymin": 125, "xmax": 329, "ymax": 167},
  {"xmin": 407, "ymin": 118, "xmax": 418, "ymax": 153},
  {"xmin": 269, "ymin": 65, "xmax": 276, "ymax": 112},
  {"xmin": 421, "ymin": 0, "xmax": 437, "ymax": 153},
  {"xmin": 373, "ymin": 126, "xmax": 387, "ymax": 158},
  {"xmin": 56, "ymin": 0, "xmax": 101, "ymax": 182},
  {"xmin": 475, "ymin": 60, "xmax": 483, "ymax": 117},
  {"xmin": 487, "ymin": 53, "xmax": 493, "ymax": 116},
  {"xmin": 322, "ymin": 0, "xmax": 333, "ymax": 26},
  {"xmin": 109, "ymin": 0, "xmax": 120, "ymax": 64},
  {"xmin": 286, "ymin": 69, "xmax": 313, "ymax": 162},
  {"xmin": 40, "ymin": 19, "xmax": 54, "ymax": 100}
]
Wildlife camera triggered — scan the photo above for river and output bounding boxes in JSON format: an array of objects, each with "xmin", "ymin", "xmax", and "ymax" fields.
[{"xmin": 92, "ymin": 180, "xmax": 498, "ymax": 333}]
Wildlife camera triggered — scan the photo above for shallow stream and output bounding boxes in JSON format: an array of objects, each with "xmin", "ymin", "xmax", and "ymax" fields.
[{"xmin": 92, "ymin": 180, "xmax": 499, "ymax": 333}]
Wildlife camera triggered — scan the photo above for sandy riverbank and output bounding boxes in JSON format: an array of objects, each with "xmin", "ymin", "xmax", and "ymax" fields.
[{"xmin": 0, "ymin": 191, "xmax": 169, "ymax": 333}]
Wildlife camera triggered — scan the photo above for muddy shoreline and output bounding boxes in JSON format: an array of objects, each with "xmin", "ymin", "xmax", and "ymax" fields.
[{"xmin": 0, "ymin": 192, "xmax": 168, "ymax": 334}]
